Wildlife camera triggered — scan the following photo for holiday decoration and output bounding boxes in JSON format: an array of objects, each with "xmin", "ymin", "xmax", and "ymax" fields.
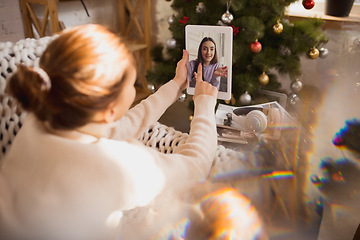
[
  {"xmin": 290, "ymin": 80, "xmax": 303, "ymax": 93},
  {"xmin": 147, "ymin": 0, "xmax": 328, "ymax": 108},
  {"xmin": 188, "ymin": 115, "xmax": 193, "ymax": 121},
  {"xmin": 216, "ymin": 20, "xmax": 226, "ymax": 26},
  {"xmin": 288, "ymin": 93, "xmax": 300, "ymax": 105},
  {"xmin": 319, "ymin": 47, "xmax": 329, "ymax": 58},
  {"xmin": 179, "ymin": 16, "xmax": 189, "ymax": 24},
  {"xmin": 177, "ymin": 93, "xmax": 187, "ymax": 102},
  {"xmin": 250, "ymin": 40, "xmax": 262, "ymax": 53},
  {"xmin": 165, "ymin": 37, "xmax": 177, "ymax": 49},
  {"xmin": 239, "ymin": 91, "xmax": 252, "ymax": 105},
  {"xmin": 308, "ymin": 47, "xmax": 319, "ymax": 59},
  {"xmin": 147, "ymin": 83, "xmax": 156, "ymax": 93},
  {"xmin": 224, "ymin": 94, "xmax": 236, "ymax": 105},
  {"xmin": 279, "ymin": 45, "xmax": 291, "ymax": 56},
  {"xmin": 231, "ymin": 25, "xmax": 239, "ymax": 36},
  {"xmin": 273, "ymin": 20, "xmax": 283, "ymax": 34},
  {"xmin": 196, "ymin": 2, "xmax": 205, "ymax": 13},
  {"xmin": 258, "ymin": 72, "xmax": 269, "ymax": 85},
  {"xmin": 168, "ymin": 15, "xmax": 174, "ymax": 24},
  {"xmin": 303, "ymin": 0, "xmax": 315, "ymax": 10},
  {"xmin": 221, "ymin": 2, "xmax": 234, "ymax": 24}
]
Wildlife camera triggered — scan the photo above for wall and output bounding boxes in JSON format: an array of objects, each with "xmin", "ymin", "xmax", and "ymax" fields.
[
  {"xmin": 0, "ymin": 0, "xmax": 171, "ymax": 44},
  {"xmin": 0, "ymin": 0, "xmax": 24, "ymax": 42},
  {"xmin": 0, "ymin": 0, "xmax": 118, "ymax": 42},
  {"xmin": 33, "ymin": 0, "xmax": 117, "ymax": 34}
]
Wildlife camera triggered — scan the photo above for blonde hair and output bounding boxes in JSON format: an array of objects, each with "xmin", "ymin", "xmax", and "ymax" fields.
[{"xmin": 8, "ymin": 24, "xmax": 134, "ymax": 129}]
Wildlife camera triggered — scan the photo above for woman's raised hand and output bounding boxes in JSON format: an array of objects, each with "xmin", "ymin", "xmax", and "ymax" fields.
[
  {"xmin": 173, "ymin": 49, "xmax": 189, "ymax": 90},
  {"xmin": 214, "ymin": 66, "xmax": 228, "ymax": 77},
  {"xmin": 194, "ymin": 63, "xmax": 218, "ymax": 100}
]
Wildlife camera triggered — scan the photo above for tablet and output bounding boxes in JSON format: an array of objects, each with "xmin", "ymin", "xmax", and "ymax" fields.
[{"xmin": 185, "ymin": 25, "xmax": 233, "ymax": 100}]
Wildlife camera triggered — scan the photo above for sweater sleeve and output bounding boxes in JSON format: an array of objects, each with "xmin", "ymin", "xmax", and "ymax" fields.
[
  {"xmin": 113, "ymin": 80, "xmax": 182, "ymax": 140},
  {"xmin": 122, "ymin": 94, "xmax": 218, "ymax": 206},
  {"xmin": 189, "ymin": 60, "xmax": 196, "ymax": 88}
]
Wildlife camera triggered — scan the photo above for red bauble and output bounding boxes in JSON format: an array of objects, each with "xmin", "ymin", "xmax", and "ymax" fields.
[
  {"xmin": 302, "ymin": 0, "xmax": 315, "ymax": 10},
  {"xmin": 250, "ymin": 41, "xmax": 262, "ymax": 53}
]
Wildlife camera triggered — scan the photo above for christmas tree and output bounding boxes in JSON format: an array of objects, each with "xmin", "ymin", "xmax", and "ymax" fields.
[{"xmin": 147, "ymin": 0, "xmax": 327, "ymax": 106}]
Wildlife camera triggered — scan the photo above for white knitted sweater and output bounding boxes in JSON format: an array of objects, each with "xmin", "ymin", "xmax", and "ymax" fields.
[{"xmin": 0, "ymin": 77, "xmax": 219, "ymax": 240}]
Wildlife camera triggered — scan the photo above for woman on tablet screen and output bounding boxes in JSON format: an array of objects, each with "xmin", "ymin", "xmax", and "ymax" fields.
[{"xmin": 189, "ymin": 37, "xmax": 228, "ymax": 90}]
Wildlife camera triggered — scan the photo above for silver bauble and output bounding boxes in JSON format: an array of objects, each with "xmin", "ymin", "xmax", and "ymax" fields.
[
  {"xmin": 177, "ymin": 93, "xmax": 187, "ymax": 102},
  {"xmin": 288, "ymin": 93, "xmax": 300, "ymax": 105},
  {"xmin": 319, "ymin": 47, "xmax": 329, "ymax": 58},
  {"xmin": 221, "ymin": 10, "xmax": 234, "ymax": 24},
  {"xmin": 279, "ymin": 45, "xmax": 291, "ymax": 56},
  {"xmin": 239, "ymin": 91, "xmax": 252, "ymax": 105},
  {"xmin": 196, "ymin": 2, "xmax": 205, "ymax": 13},
  {"xmin": 290, "ymin": 80, "xmax": 303, "ymax": 93},
  {"xmin": 168, "ymin": 16, "xmax": 174, "ymax": 25},
  {"xmin": 147, "ymin": 83, "xmax": 155, "ymax": 93},
  {"xmin": 165, "ymin": 37, "xmax": 176, "ymax": 49}
]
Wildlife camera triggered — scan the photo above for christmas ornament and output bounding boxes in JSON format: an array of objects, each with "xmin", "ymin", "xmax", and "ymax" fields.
[
  {"xmin": 221, "ymin": 2, "xmax": 234, "ymax": 24},
  {"xmin": 168, "ymin": 15, "xmax": 174, "ymax": 24},
  {"xmin": 165, "ymin": 37, "xmax": 176, "ymax": 49},
  {"xmin": 196, "ymin": 2, "xmax": 205, "ymax": 13},
  {"xmin": 240, "ymin": 91, "xmax": 251, "ymax": 105},
  {"xmin": 319, "ymin": 47, "xmax": 329, "ymax": 58},
  {"xmin": 179, "ymin": 16, "xmax": 189, "ymax": 24},
  {"xmin": 258, "ymin": 72, "xmax": 269, "ymax": 85},
  {"xmin": 231, "ymin": 25, "xmax": 239, "ymax": 36},
  {"xmin": 224, "ymin": 94, "xmax": 236, "ymax": 105},
  {"xmin": 250, "ymin": 40, "xmax": 262, "ymax": 53},
  {"xmin": 217, "ymin": 20, "xmax": 226, "ymax": 26},
  {"xmin": 290, "ymin": 80, "xmax": 303, "ymax": 93},
  {"xmin": 189, "ymin": 115, "xmax": 193, "ymax": 121},
  {"xmin": 279, "ymin": 45, "xmax": 291, "ymax": 56},
  {"xmin": 288, "ymin": 93, "xmax": 300, "ymax": 105},
  {"xmin": 147, "ymin": 83, "xmax": 155, "ymax": 93},
  {"xmin": 177, "ymin": 93, "xmax": 187, "ymax": 102},
  {"xmin": 273, "ymin": 20, "xmax": 283, "ymax": 34},
  {"xmin": 308, "ymin": 47, "xmax": 319, "ymax": 59},
  {"xmin": 302, "ymin": 0, "xmax": 315, "ymax": 10}
]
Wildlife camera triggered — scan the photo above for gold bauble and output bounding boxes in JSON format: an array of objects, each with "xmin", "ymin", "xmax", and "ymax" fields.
[
  {"xmin": 258, "ymin": 72, "xmax": 269, "ymax": 85},
  {"xmin": 230, "ymin": 94, "xmax": 236, "ymax": 105},
  {"xmin": 308, "ymin": 47, "xmax": 319, "ymax": 59},
  {"xmin": 273, "ymin": 22, "xmax": 283, "ymax": 34},
  {"xmin": 188, "ymin": 115, "xmax": 193, "ymax": 121}
]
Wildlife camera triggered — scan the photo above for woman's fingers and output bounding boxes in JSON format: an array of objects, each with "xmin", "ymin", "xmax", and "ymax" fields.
[
  {"xmin": 173, "ymin": 49, "xmax": 189, "ymax": 90},
  {"xmin": 196, "ymin": 63, "xmax": 203, "ymax": 82},
  {"xmin": 214, "ymin": 66, "xmax": 228, "ymax": 77},
  {"xmin": 194, "ymin": 62, "xmax": 218, "ymax": 100}
]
